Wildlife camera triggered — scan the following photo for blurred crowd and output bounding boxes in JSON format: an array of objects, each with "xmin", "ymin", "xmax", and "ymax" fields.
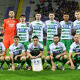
[{"xmin": 34, "ymin": 0, "xmax": 79, "ymax": 21}]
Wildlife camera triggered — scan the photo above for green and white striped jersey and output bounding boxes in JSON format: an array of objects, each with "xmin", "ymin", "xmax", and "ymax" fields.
[
  {"xmin": 49, "ymin": 42, "xmax": 66, "ymax": 56},
  {"xmin": 29, "ymin": 21, "xmax": 45, "ymax": 42},
  {"xmin": 69, "ymin": 42, "xmax": 80, "ymax": 53},
  {"xmin": 73, "ymin": 20, "xmax": 80, "ymax": 35},
  {"xmin": 45, "ymin": 20, "xmax": 60, "ymax": 40},
  {"xmin": 60, "ymin": 21, "xmax": 73, "ymax": 39},
  {"xmin": 17, "ymin": 23, "xmax": 29, "ymax": 43}
]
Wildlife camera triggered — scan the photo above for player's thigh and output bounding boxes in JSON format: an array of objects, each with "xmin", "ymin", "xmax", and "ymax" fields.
[
  {"xmin": 3, "ymin": 36, "xmax": 10, "ymax": 49},
  {"xmin": 10, "ymin": 36, "xmax": 14, "ymax": 45},
  {"xmin": 20, "ymin": 56, "xmax": 26, "ymax": 61},
  {"xmin": 5, "ymin": 56, "xmax": 10, "ymax": 61},
  {"xmin": 46, "ymin": 56, "xmax": 51, "ymax": 60},
  {"xmin": 63, "ymin": 55, "xmax": 68, "ymax": 59},
  {"xmin": 0, "ymin": 56, "xmax": 4, "ymax": 60}
]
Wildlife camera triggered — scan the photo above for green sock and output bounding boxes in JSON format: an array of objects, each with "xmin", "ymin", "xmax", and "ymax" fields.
[
  {"xmin": 47, "ymin": 60, "xmax": 52, "ymax": 66},
  {"xmin": 42, "ymin": 58, "xmax": 45, "ymax": 65},
  {"xmin": 21, "ymin": 60, "xmax": 25, "ymax": 67},
  {"xmin": 0, "ymin": 60, "xmax": 4, "ymax": 67},
  {"xmin": 26, "ymin": 59, "xmax": 31, "ymax": 67},
  {"xmin": 6, "ymin": 60, "xmax": 11, "ymax": 66},
  {"xmin": 62, "ymin": 58, "xmax": 68, "ymax": 65}
]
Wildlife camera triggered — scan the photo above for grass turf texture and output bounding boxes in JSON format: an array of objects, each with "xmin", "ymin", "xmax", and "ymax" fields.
[{"xmin": 0, "ymin": 46, "xmax": 80, "ymax": 80}]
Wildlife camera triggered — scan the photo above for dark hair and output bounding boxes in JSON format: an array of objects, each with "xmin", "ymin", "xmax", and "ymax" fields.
[
  {"xmin": 13, "ymin": 35, "xmax": 20, "ymax": 39},
  {"xmin": 49, "ymin": 12, "xmax": 55, "ymax": 15},
  {"xmin": 9, "ymin": 10, "xmax": 14, "ymax": 12},
  {"xmin": 32, "ymin": 36, "xmax": 38, "ymax": 39},
  {"xmin": 63, "ymin": 12, "xmax": 69, "ymax": 16},
  {"xmin": 75, "ymin": 10, "xmax": 80, "ymax": 13},
  {"xmin": 36, "ymin": 12, "xmax": 41, "ymax": 15},
  {"xmin": 20, "ymin": 14, "xmax": 26, "ymax": 17},
  {"xmin": 54, "ymin": 35, "xmax": 59, "ymax": 38}
]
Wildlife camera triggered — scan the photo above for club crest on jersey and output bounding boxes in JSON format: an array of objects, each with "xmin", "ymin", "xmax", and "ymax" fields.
[{"xmin": 14, "ymin": 21, "xmax": 16, "ymax": 23}]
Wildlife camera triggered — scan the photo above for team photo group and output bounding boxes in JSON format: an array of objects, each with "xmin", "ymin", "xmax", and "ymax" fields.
[{"xmin": 0, "ymin": 9, "xmax": 80, "ymax": 71}]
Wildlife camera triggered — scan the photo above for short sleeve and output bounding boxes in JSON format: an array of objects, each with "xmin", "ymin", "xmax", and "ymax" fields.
[
  {"xmin": 49, "ymin": 44, "xmax": 53, "ymax": 54},
  {"xmin": 29, "ymin": 22, "xmax": 33, "ymax": 32},
  {"xmin": 27, "ymin": 44, "xmax": 31, "ymax": 52},
  {"xmin": 21, "ymin": 44, "xmax": 25, "ymax": 53},
  {"xmin": 2, "ymin": 43, "xmax": 5, "ymax": 51},
  {"xmin": 61, "ymin": 43, "xmax": 66, "ymax": 51},
  {"xmin": 39, "ymin": 43, "xmax": 43, "ymax": 51},
  {"xmin": 9, "ymin": 46, "xmax": 13, "ymax": 54},
  {"xmin": 69, "ymin": 44, "xmax": 74, "ymax": 53}
]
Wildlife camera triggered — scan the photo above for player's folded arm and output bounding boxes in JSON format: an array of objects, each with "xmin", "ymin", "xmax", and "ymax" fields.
[
  {"xmin": 27, "ymin": 49, "xmax": 33, "ymax": 58},
  {"xmin": 59, "ymin": 50, "xmax": 67, "ymax": 56},
  {"xmin": 74, "ymin": 52, "xmax": 80, "ymax": 56}
]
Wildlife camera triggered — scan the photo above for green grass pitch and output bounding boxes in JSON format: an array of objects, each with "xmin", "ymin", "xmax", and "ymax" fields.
[{"xmin": 0, "ymin": 46, "xmax": 80, "ymax": 80}]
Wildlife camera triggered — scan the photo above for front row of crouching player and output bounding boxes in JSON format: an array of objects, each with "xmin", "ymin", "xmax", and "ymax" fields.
[
  {"xmin": 4, "ymin": 35, "xmax": 44, "ymax": 70},
  {"xmin": 0, "ymin": 34, "xmax": 80, "ymax": 71}
]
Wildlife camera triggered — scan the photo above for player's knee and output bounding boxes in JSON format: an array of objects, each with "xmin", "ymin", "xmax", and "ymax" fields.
[
  {"xmin": 41, "ymin": 55, "xmax": 45, "ymax": 59},
  {"xmin": 21, "ymin": 56, "xmax": 26, "ymax": 61},
  {"xmin": 0, "ymin": 56, "xmax": 4, "ymax": 61},
  {"xmin": 64, "ymin": 55, "xmax": 68, "ymax": 59},
  {"xmin": 5, "ymin": 56, "xmax": 10, "ymax": 61},
  {"xmin": 46, "ymin": 56, "xmax": 50, "ymax": 60},
  {"xmin": 55, "ymin": 56, "xmax": 59, "ymax": 59}
]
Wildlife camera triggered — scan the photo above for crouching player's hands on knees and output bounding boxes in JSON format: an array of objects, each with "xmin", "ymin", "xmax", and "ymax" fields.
[{"xmin": 31, "ymin": 56, "xmax": 36, "ymax": 59}]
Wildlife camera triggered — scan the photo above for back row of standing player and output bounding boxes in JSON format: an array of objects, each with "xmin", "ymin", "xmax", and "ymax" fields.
[{"xmin": 2, "ymin": 10, "xmax": 80, "ymax": 54}]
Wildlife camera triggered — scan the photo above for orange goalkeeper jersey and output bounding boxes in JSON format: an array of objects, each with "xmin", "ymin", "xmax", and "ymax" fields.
[{"xmin": 2, "ymin": 18, "xmax": 19, "ymax": 36}]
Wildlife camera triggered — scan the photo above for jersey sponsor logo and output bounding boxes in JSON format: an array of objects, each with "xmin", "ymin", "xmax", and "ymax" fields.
[
  {"xmin": 33, "ymin": 26, "xmax": 41, "ymax": 29},
  {"xmin": 52, "ymin": 47, "xmax": 63, "ymax": 55},
  {"xmin": 48, "ymin": 25, "xmax": 56, "ymax": 28},
  {"xmin": 13, "ymin": 47, "xmax": 22, "ymax": 55},
  {"xmin": 62, "ymin": 25, "xmax": 71, "ymax": 28},
  {"xmin": 73, "ymin": 45, "xmax": 80, "ymax": 53},
  {"xmin": 18, "ymin": 28, "xmax": 26, "ymax": 33},
  {"xmin": 9, "ymin": 24, "xmax": 15, "ymax": 27},
  {"xmin": 74, "ymin": 25, "xmax": 80, "ymax": 29}
]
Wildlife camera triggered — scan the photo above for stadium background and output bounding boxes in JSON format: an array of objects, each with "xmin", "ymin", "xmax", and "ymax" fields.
[{"xmin": 0, "ymin": 0, "xmax": 80, "ymax": 80}]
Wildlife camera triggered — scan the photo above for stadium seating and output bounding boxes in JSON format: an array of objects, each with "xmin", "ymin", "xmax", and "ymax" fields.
[{"xmin": 0, "ymin": 0, "xmax": 19, "ymax": 39}]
